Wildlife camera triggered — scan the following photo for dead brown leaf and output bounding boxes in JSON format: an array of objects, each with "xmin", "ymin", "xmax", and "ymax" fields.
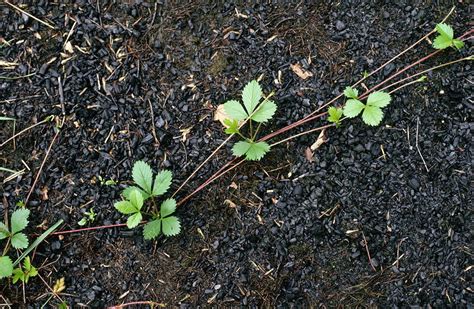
[
  {"xmin": 305, "ymin": 147, "xmax": 314, "ymax": 162},
  {"xmin": 290, "ymin": 63, "xmax": 313, "ymax": 80}
]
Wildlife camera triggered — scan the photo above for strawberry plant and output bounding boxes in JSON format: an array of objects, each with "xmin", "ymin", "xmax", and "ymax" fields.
[
  {"xmin": 114, "ymin": 161, "xmax": 181, "ymax": 239},
  {"xmin": 12, "ymin": 256, "xmax": 38, "ymax": 284},
  {"xmin": 341, "ymin": 86, "xmax": 392, "ymax": 126},
  {"xmin": 432, "ymin": 23, "xmax": 464, "ymax": 50},
  {"xmin": 223, "ymin": 80, "xmax": 277, "ymax": 160}
]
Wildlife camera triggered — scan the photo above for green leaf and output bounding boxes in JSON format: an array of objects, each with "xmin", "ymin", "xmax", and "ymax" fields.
[
  {"xmin": 129, "ymin": 189, "xmax": 144, "ymax": 211},
  {"xmin": 126, "ymin": 212, "xmax": 142, "ymax": 229},
  {"xmin": 143, "ymin": 219, "xmax": 161, "ymax": 240},
  {"xmin": 343, "ymin": 86, "xmax": 359, "ymax": 99},
  {"xmin": 245, "ymin": 141, "xmax": 271, "ymax": 161},
  {"xmin": 435, "ymin": 23, "xmax": 453, "ymax": 40},
  {"xmin": 152, "ymin": 170, "xmax": 172, "ymax": 196},
  {"xmin": 433, "ymin": 35, "xmax": 452, "ymax": 50},
  {"xmin": 452, "ymin": 39, "xmax": 464, "ymax": 50},
  {"xmin": 11, "ymin": 232, "xmax": 28, "ymax": 249},
  {"xmin": 160, "ymin": 198, "xmax": 177, "ymax": 217},
  {"xmin": 343, "ymin": 99, "xmax": 365, "ymax": 118},
  {"xmin": 12, "ymin": 268, "xmax": 23, "ymax": 283},
  {"xmin": 242, "ymin": 80, "xmax": 262, "ymax": 114},
  {"xmin": 122, "ymin": 186, "xmax": 149, "ymax": 200},
  {"xmin": 132, "ymin": 161, "xmax": 153, "ymax": 194},
  {"xmin": 11, "ymin": 208, "xmax": 30, "ymax": 234},
  {"xmin": 362, "ymin": 105, "xmax": 384, "ymax": 126},
  {"xmin": 0, "ymin": 256, "xmax": 13, "ymax": 278},
  {"xmin": 232, "ymin": 141, "xmax": 270, "ymax": 161},
  {"xmin": 0, "ymin": 222, "xmax": 9, "ymax": 239},
  {"xmin": 223, "ymin": 100, "xmax": 248, "ymax": 121},
  {"xmin": 161, "ymin": 216, "xmax": 181, "ymax": 236},
  {"xmin": 224, "ymin": 119, "xmax": 239, "ymax": 134},
  {"xmin": 251, "ymin": 100, "xmax": 277, "ymax": 123},
  {"xmin": 327, "ymin": 106, "xmax": 343, "ymax": 124},
  {"xmin": 23, "ymin": 256, "xmax": 31, "ymax": 270},
  {"xmin": 366, "ymin": 91, "xmax": 391, "ymax": 108},
  {"xmin": 232, "ymin": 141, "xmax": 252, "ymax": 157},
  {"xmin": 78, "ymin": 218, "xmax": 88, "ymax": 226},
  {"xmin": 114, "ymin": 201, "xmax": 137, "ymax": 215}
]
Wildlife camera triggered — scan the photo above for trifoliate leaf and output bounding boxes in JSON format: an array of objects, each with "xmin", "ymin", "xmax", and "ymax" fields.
[
  {"xmin": 126, "ymin": 212, "xmax": 142, "ymax": 229},
  {"xmin": 152, "ymin": 170, "xmax": 172, "ymax": 196},
  {"xmin": 12, "ymin": 268, "xmax": 23, "ymax": 283},
  {"xmin": 251, "ymin": 100, "xmax": 277, "ymax": 123},
  {"xmin": 327, "ymin": 106, "xmax": 343, "ymax": 124},
  {"xmin": 224, "ymin": 100, "xmax": 248, "ymax": 121},
  {"xmin": 0, "ymin": 256, "xmax": 13, "ymax": 278},
  {"xmin": 160, "ymin": 198, "xmax": 177, "ymax": 217},
  {"xmin": 452, "ymin": 39, "xmax": 464, "ymax": 50},
  {"xmin": 11, "ymin": 232, "xmax": 28, "ymax": 249},
  {"xmin": 362, "ymin": 105, "xmax": 384, "ymax": 126},
  {"xmin": 11, "ymin": 208, "xmax": 30, "ymax": 234},
  {"xmin": 366, "ymin": 91, "xmax": 391, "ymax": 108},
  {"xmin": 232, "ymin": 141, "xmax": 252, "ymax": 157},
  {"xmin": 435, "ymin": 23, "xmax": 453, "ymax": 40},
  {"xmin": 245, "ymin": 141, "xmax": 270, "ymax": 161},
  {"xmin": 433, "ymin": 35, "xmax": 453, "ymax": 50},
  {"xmin": 343, "ymin": 99, "xmax": 365, "ymax": 118},
  {"xmin": 114, "ymin": 201, "xmax": 137, "ymax": 215},
  {"xmin": 122, "ymin": 186, "xmax": 149, "ymax": 200},
  {"xmin": 162, "ymin": 216, "xmax": 181, "ymax": 236},
  {"xmin": 143, "ymin": 219, "xmax": 161, "ymax": 240},
  {"xmin": 343, "ymin": 86, "xmax": 359, "ymax": 99},
  {"xmin": 129, "ymin": 189, "xmax": 143, "ymax": 211},
  {"xmin": 132, "ymin": 161, "xmax": 153, "ymax": 194},
  {"xmin": 224, "ymin": 119, "xmax": 239, "ymax": 134},
  {"xmin": 0, "ymin": 222, "xmax": 9, "ymax": 239},
  {"xmin": 242, "ymin": 80, "xmax": 262, "ymax": 114}
]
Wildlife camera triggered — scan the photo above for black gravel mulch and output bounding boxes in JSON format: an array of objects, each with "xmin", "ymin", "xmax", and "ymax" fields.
[{"xmin": 0, "ymin": 1, "xmax": 472, "ymax": 307}]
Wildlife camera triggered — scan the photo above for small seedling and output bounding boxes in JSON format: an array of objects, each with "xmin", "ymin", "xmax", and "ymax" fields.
[
  {"xmin": 78, "ymin": 208, "xmax": 96, "ymax": 226},
  {"xmin": 0, "ymin": 208, "xmax": 30, "ymax": 278},
  {"xmin": 432, "ymin": 23, "xmax": 464, "ymax": 50},
  {"xmin": 342, "ymin": 86, "xmax": 391, "ymax": 126},
  {"xmin": 12, "ymin": 256, "xmax": 38, "ymax": 284},
  {"xmin": 114, "ymin": 161, "xmax": 180, "ymax": 239},
  {"xmin": 223, "ymin": 80, "xmax": 277, "ymax": 161},
  {"xmin": 98, "ymin": 175, "xmax": 117, "ymax": 186}
]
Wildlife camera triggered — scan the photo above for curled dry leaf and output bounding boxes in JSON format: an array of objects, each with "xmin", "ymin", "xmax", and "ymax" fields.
[
  {"xmin": 305, "ymin": 147, "xmax": 314, "ymax": 162},
  {"xmin": 310, "ymin": 129, "xmax": 327, "ymax": 151},
  {"xmin": 290, "ymin": 63, "xmax": 313, "ymax": 80}
]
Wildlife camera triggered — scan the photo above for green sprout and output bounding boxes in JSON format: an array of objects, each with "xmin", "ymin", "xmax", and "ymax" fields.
[
  {"xmin": 12, "ymin": 256, "xmax": 38, "ymax": 284},
  {"xmin": 78, "ymin": 208, "xmax": 96, "ymax": 226},
  {"xmin": 342, "ymin": 86, "xmax": 391, "ymax": 126},
  {"xmin": 223, "ymin": 80, "xmax": 277, "ymax": 161},
  {"xmin": 114, "ymin": 161, "xmax": 180, "ymax": 239}
]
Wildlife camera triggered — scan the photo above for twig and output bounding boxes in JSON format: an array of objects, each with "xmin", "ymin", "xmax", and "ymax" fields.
[
  {"xmin": 0, "ymin": 72, "xmax": 36, "ymax": 80},
  {"xmin": 25, "ymin": 128, "xmax": 60, "ymax": 206},
  {"xmin": 4, "ymin": 1, "xmax": 55, "ymax": 29},
  {"xmin": 415, "ymin": 117, "xmax": 429, "ymax": 172},
  {"xmin": 108, "ymin": 301, "xmax": 163, "ymax": 309},
  {"xmin": 147, "ymin": 99, "xmax": 159, "ymax": 145},
  {"xmin": 361, "ymin": 230, "xmax": 377, "ymax": 272}
]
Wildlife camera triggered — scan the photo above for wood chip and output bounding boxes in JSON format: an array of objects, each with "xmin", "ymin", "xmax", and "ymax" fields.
[
  {"xmin": 310, "ymin": 129, "xmax": 327, "ymax": 151},
  {"xmin": 290, "ymin": 63, "xmax": 313, "ymax": 80}
]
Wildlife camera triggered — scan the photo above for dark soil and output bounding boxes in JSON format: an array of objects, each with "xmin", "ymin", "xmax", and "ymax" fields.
[{"xmin": 1, "ymin": 1, "xmax": 472, "ymax": 307}]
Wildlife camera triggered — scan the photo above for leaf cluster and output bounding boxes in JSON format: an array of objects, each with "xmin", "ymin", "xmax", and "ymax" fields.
[
  {"xmin": 114, "ymin": 161, "xmax": 180, "ymax": 239},
  {"xmin": 0, "ymin": 209, "xmax": 31, "ymax": 279},
  {"xmin": 223, "ymin": 80, "xmax": 277, "ymax": 161},
  {"xmin": 342, "ymin": 87, "xmax": 391, "ymax": 126}
]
